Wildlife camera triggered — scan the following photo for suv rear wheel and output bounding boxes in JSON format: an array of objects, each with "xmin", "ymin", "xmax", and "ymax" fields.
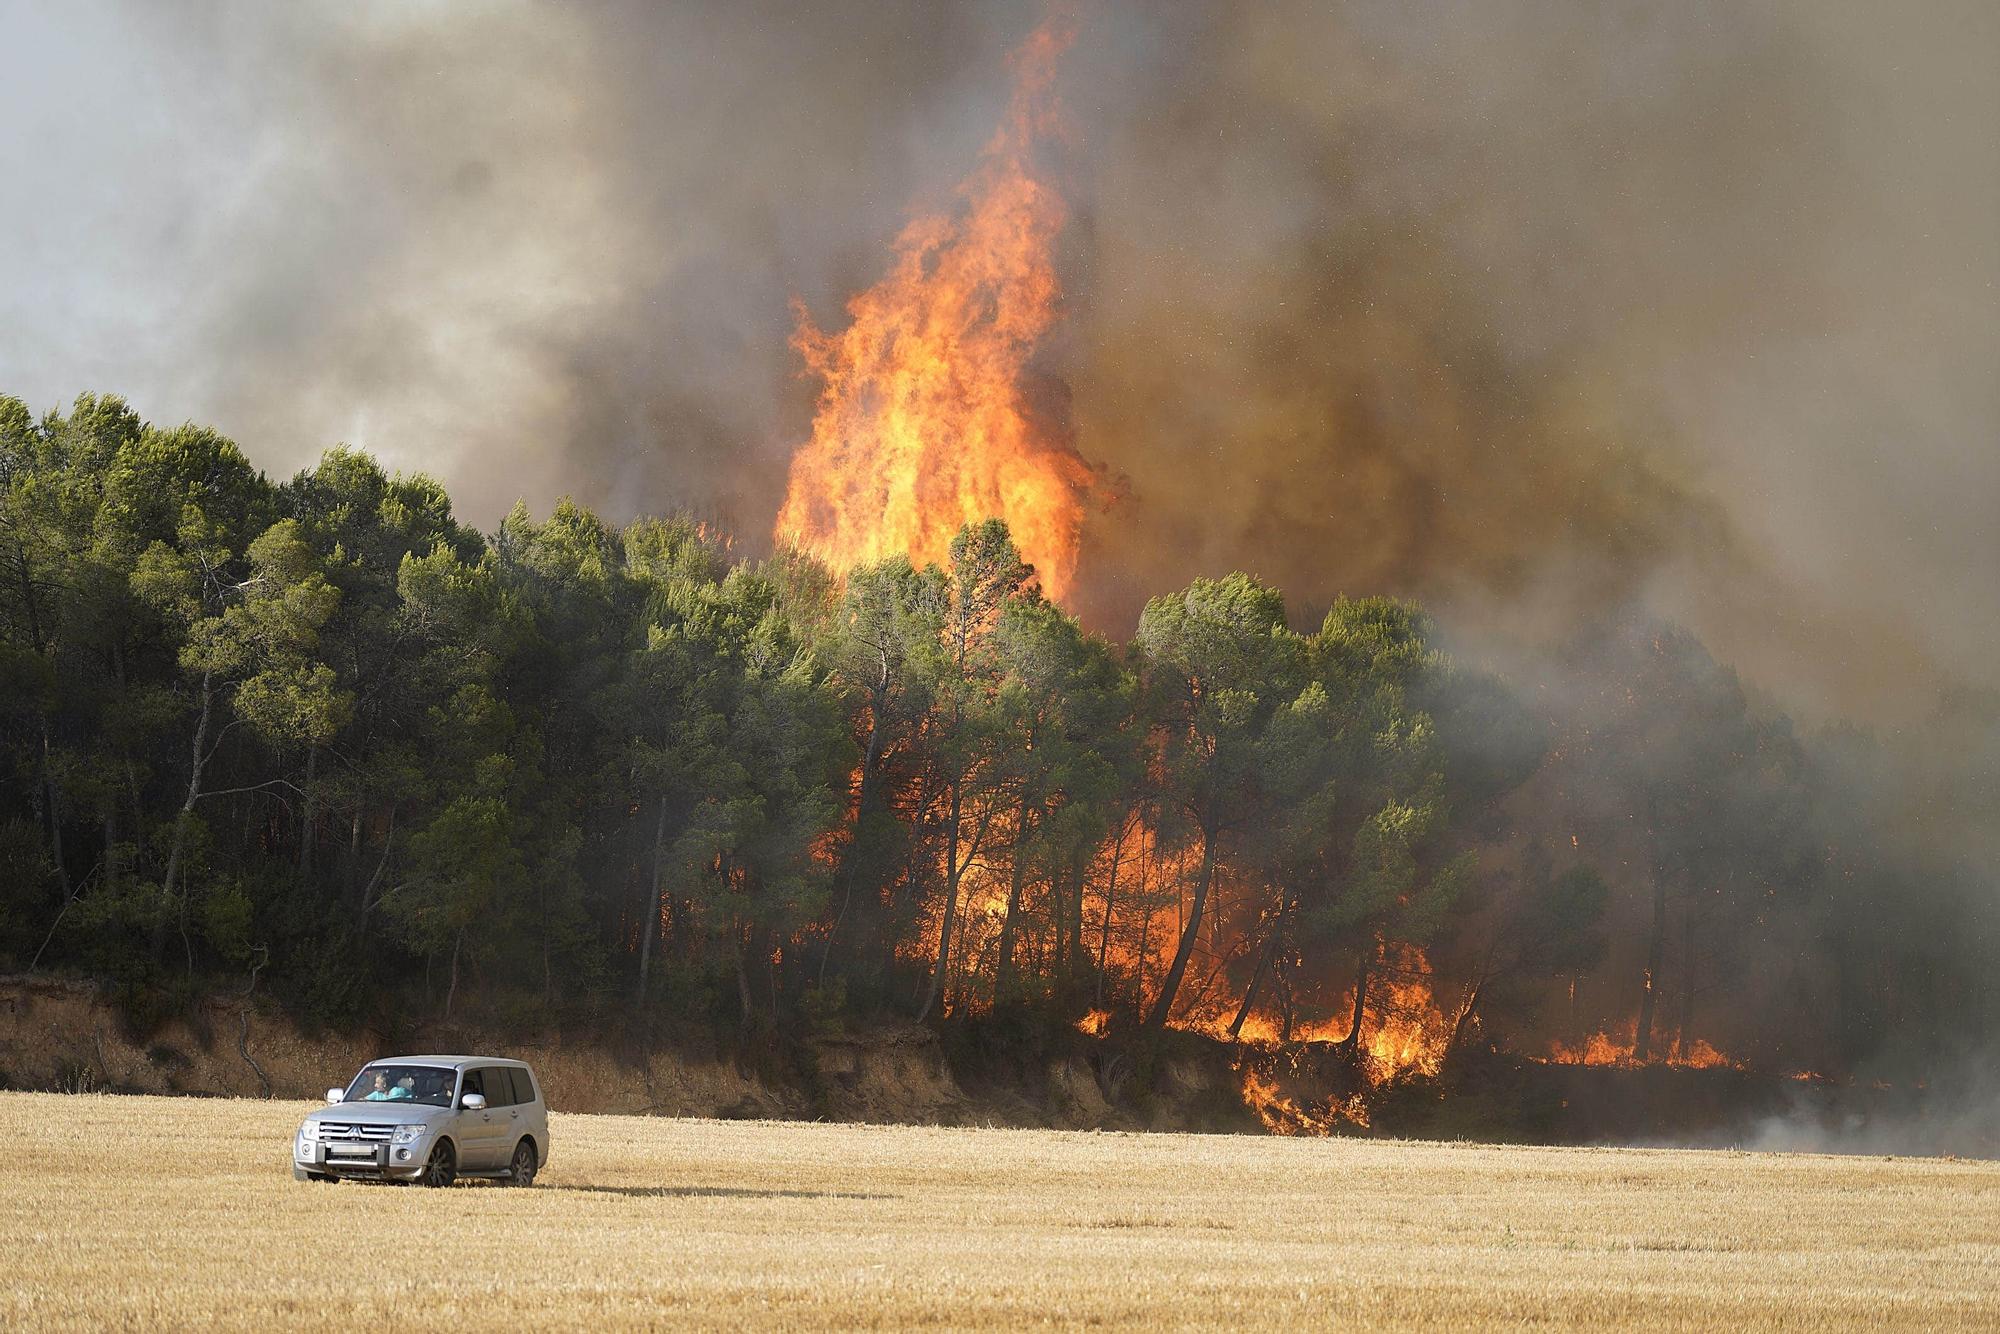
[
  {"xmin": 506, "ymin": 1138, "xmax": 538, "ymax": 1187},
  {"xmin": 420, "ymin": 1140, "xmax": 457, "ymax": 1189}
]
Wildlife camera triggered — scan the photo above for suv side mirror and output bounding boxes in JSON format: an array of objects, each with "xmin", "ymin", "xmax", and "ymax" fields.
[
  {"xmin": 325, "ymin": 1088, "xmax": 343, "ymax": 1104},
  {"xmin": 461, "ymin": 1092, "xmax": 487, "ymax": 1111}
]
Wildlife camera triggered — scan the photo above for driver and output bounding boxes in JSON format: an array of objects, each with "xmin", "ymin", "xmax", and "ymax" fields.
[{"xmin": 362, "ymin": 1072, "xmax": 394, "ymax": 1101}]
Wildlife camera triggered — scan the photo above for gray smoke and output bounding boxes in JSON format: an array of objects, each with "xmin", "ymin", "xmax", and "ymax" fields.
[{"xmin": 1740, "ymin": 1050, "xmax": 2000, "ymax": 1158}]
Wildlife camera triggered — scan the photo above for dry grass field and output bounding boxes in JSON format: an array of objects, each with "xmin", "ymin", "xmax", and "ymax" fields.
[{"xmin": 3, "ymin": 1090, "xmax": 1996, "ymax": 1329}]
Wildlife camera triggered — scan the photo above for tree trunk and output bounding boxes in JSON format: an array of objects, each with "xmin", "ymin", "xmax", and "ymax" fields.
[
  {"xmin": 38, "ymin": 720, "xmax": 70, "ymax": 901},
  {"xmin": 296, "ymin": 746, "xmax": 317, "ymax": 876},
  {"xmin": 1095, "ymin": 813, "xmax": 1131, "ymax": 1007},
  {"xmin": 853, "ymin": 663, "xmax": 888, "ymax": 817},
  {"xmin": 1227, "ymin": 898, "xmax": 1286, "ymax": 1040},
  {"xmin": 1674, "ymin": 886, "xmax": 1697, "ymax": 1062},
  {"xmin": 1145, "ymin": 818, "xmax": 1218, "ymax": 1030},
  {"xmin": 1342, "ymin": 937, "xmax": 1375, "ymax": 1055},
  {"xmin": 1448, "ymin": 978, "xmax": 1486, "ymax": 1056},
  {"xmin": 991, "ymin": 793, "xmax": 1036, "ymax": 1003},
  {"xmin": 823, "ymin": 670, "xmax": 891, "ymax": 982},
  {"xmin": 112, "ymin": 639, "xmax": 144, "ymax": 888},
  {"xmin": 918, "ymin": 778, "xmax": 968, "ymax": 1022},
  {"xmin": 1276, "ymin": 956, "xmax": 1296, "ymax": 1042},
  {"xmin": 636, "ymin": 795, "xmax": 668, "ymax": 1002},
  {"xmin": 1049, "ymin": 866, "xmax": 1068, "ymax": 985},
  {"xmin": 345, "ymin": 808, "xmax": 363, "ymax": 903},
  {"xmin": 1133, "ymin": 819, "xmax": 1156, "ymax": 1006},
  {"xmin": 734, "ymin": 920, "xmax": 756, "ymax": 1026},
  {"xmin": 154, "ymin": 670, "xmax": 215, "ymax": 960},
  {"xmin": 444, "ymin": 928, "xmax": 464, "ymax": 1019},
  {"xmin": 10, "ymin": 539, "xmax": 69, "ymax": 903},
  {"xmin": 357, "ymin": 807, "xmax": 394, "ymax": 932},
  {"xmin": 1634, "ymin": 851, "xmax": 1669, "ymax": 1063},
  {"xmin": 886, "ymin": 769, "xmax": 933, "ymax": 1001},
  {"xmin": 945, "ymin": 877, "xmax": 974, "ymax": 1017},
  {"xmin": 1065, "ymin": 844, "xmax": 1091, "ymax": 986},
  {"xmin": 766, "ymin": 931, "xmax": 782, "ymax": 1028}
]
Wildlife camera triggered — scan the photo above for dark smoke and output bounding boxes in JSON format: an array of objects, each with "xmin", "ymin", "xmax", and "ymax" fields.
[
  {"xmin": 0, "ymin": 0, "xmax": 1994, "ymax": 723},
  {"xmin": 1059, "ymin": 0, "xmax": 1999, "ymax": 725}
]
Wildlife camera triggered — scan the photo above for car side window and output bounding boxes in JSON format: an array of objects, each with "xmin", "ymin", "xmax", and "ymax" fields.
[
  {"xmin": 474, "ymin": 1068, "xmax": 512, "ymax": 1106},
  {"xmin": 460, "ymin": 1069, "xmax": 485, "ymax": 1104},
  {"xmin": 511, "ymin": 1069, "xmax": 537, "ymax": 1105}
]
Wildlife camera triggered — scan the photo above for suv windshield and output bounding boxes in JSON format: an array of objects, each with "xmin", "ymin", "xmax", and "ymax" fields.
[{"xmin": 341, "ymin": 1064, "xmax": 456, "ymax": 1106}]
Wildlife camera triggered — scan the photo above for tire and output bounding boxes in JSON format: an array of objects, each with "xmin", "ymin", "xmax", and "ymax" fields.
[
  {"xmin": 505, "ymin": 1138, "xmax": 538, "ymax": 1187},
  {"xmin": 420, "ymin": 1139, "xmax": 457, "ymax": 1189}
]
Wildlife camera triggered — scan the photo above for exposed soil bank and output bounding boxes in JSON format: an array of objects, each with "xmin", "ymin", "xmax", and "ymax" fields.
[
  {"xmin": 0, "ymin": 974, "xmax": 1229, "ymax": 1131},
  {"xmin": 3, "ymin": 974, "xmax": 1984, "ymax": 1154}
]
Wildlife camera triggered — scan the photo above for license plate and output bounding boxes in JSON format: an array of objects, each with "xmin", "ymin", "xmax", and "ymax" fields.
[{"xmin": 328, "ymin": 1144, "xmax": 378, "ymax": 1158}]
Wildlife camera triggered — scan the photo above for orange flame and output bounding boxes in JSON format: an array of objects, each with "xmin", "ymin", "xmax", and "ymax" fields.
[
  {"xmin": 772, "ymin": 15, "xmax": 1098, "ymax": 601},
  {"xmin": 1238, "ymin": 1066, "xmax": 1372, "ymax": 1135},
  {"xmin": 1180, "ymin": 946, "xmax": 1454, "ymax": 1087},
  {"xmin": 1547, "ymin": 1024, "xmax": 1742, "ymax": 1070}
]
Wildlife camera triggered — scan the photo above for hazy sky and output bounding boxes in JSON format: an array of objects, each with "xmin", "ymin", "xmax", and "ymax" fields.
[{"xmin": 1, "ymin": 0, "xmax": 1993, "ymax": 724}]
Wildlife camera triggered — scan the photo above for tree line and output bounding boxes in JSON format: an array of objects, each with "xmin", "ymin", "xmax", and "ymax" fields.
[{"xmin": 3, "ymin": 394, "xmax": 1991, "ymax": 1077}]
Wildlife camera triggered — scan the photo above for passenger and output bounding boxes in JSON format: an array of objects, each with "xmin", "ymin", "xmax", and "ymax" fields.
[
  {"xmin": 362, "ymin": 1072, "xmax": 394, "ymax": 1101},
  {"xmin": 388, "ymin": 1076, "xmax": 414, "ymax": 1100}
]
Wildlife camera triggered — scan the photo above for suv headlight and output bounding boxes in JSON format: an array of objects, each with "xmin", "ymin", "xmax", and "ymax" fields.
[
  {"xmin": 295, "ymin": 1124, "xmax": 317, "ymax": 1157},
  {"xmin": 391, "ymin": 1124, "xmax": 427, "ymax": 1145}
]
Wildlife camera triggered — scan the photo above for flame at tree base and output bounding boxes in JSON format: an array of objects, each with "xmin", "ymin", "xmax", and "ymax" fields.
[
  {"xmin": 1546, "ymin": 1025, "xmax": 1742, "ymax": 1071},
  {"xmin": 1240, "ymin": 1066, "xmax": 1373, "ymax": 1134},
  {"xmin": 1180, "ymin": 945, "xmax": 1457, "ymax": 1089}
]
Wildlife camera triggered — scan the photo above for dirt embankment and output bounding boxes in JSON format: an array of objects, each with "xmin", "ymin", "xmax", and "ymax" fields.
[
  {"xmin": 16, "ymin": 973, "xmax": 1941, "ymax": 1150},
  {"xmin": 0, "ymin": 975, "xmax": 1236, "ymax": 1130},
  {"xmin": 0, "ymin": 975, "xmax": 933, "ymax": 1120}
]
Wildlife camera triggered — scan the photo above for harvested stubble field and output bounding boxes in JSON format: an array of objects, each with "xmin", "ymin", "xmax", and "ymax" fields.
[{"xmin": 3, "ymin": 1091, "xmax": 1995, "ymax": 1329}]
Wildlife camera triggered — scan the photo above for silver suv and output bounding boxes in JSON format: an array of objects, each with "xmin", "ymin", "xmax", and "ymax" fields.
[{"xmin": 294, "ymin": 1055, "xmax": 548, "ymax": 1187}]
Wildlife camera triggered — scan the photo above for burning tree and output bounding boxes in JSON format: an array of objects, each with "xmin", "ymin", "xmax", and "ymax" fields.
[{"xmin": 1130, "ymin": 573, "xmax": 1307, "ymax": 1031}]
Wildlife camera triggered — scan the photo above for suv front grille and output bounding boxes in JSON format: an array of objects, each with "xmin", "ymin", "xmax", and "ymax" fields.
[{"xmin": 318, "ymin": 1122, "xmax": 395, "ymax": 1142}]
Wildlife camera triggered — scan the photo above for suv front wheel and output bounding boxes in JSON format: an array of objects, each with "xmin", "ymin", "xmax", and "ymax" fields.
[
  {"xmin": 505, "ymin": 1138, "xmax": 538, "ymax": 1187},
  {"xmin": 419, "ymin": 1140, "xmax": 457, "ymax": 1188}
]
